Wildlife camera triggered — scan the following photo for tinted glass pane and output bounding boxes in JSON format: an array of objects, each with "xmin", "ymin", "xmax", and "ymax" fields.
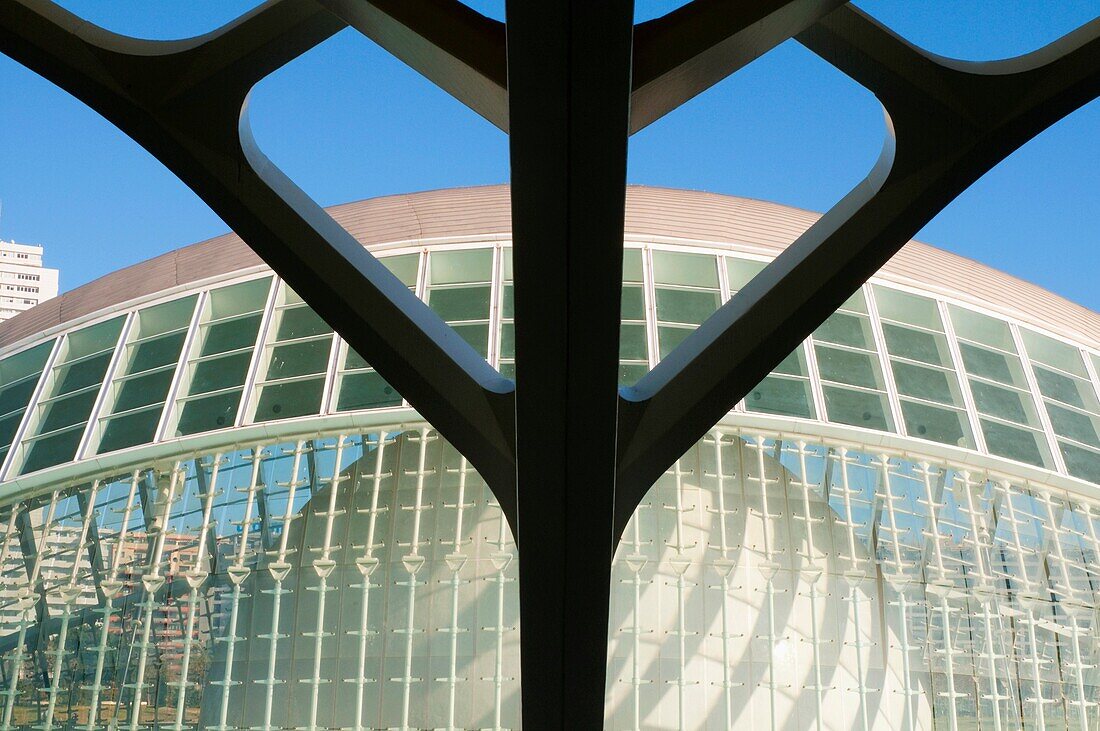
[
  {"xmin": 0, "ymin": 414, "xmax": 22, "ymax": 456},
  {"xmin": 773, "ymin": 349, "xmax": 808, "ymax": 377},
  {"xmin": 621, "ymin": 285, "xmax": 645, "ymax": 321},
  {"xmin": 726, "ymin": 258, "xmax": 766, "ymax": 292},
  {"xmin": 814, "ymin": 313, "xmax": 872, "ymax": 349},
  {"xmin": 37, "ymin": 390, "xmax": 98, "ymax": 433},
  {"xmin": 430, "ymin": 250, "xmax": 492, "ymax": 285},
  {"xmin": 901, "ymin": 401, "xmax": 970, "ymax": 447},
  {"xmin": 21, "ymin": 428, "xmax": 83, "ymax": 474},
  {"xmin": 201, "ymin": 314, "xmax": 263, "ymax": 356},
  {"xmin": 619, "ymin": 363, "xmax": 648, "ymax": 386},
  {"xmin": 623, "ymin": 249, "xmax": 643, "ymax": 283},
  {"xmin": 451, "ymin": 324, "xmax": 490, "ymax": 358},
  {"xmin": 499, "ymin": 323, "xmax": 514, "ymax": 359},
  {"xmin": 266, "ymin": 340, "xmax": 331, "ymax": 380},
  {"xmin": 823, "ymin": 386, "xmax": 891, "ymax": 431},
  {"xmin": 253, "ymin": 378, "xmax": 325, "ymax": 422},
  {"xmin": 429, "ymin": 286, "xmax": 491, "ymax": 322},
  {"xmin": 746, "ymin": 376, "xmax": 813, "ymax": 418},
  {"xmin": 816, "ymin": 346, "xmax": 881, "ymax": 389},
  {"xmin": 883, "ymin": 324, "xmax": 948, "ymax": 366},
  {"xmin": 652, "ymin": 251, "xmax": 717, "ymax": 287},
  {"xmin": 959, "ymin": 343, "xmax": 1017, "ymax": 384},
  {"xmin": 658, "ymin": 326, "xmax": 692, "ymax": 360},
  {"xmin": 970, "ymin": 381, "xmax": 1029, "ymax": 424},
  {"xmin": 127, "ymin": 331, "xmax": 186, "ymax": 374},
  {"xmin": 981, "ymin": 419, "xmax": 1047, "ymax": 467},
  {"xmin": 344, "ymin": 348, "xmax": 369, "ymax": 371},
  {"xmin": 188, "ymin": 353, "xmax": 252, "ymax": 395},
  {"xmin": 1061, "ymin": 442, "xmax": 1100, "ymax": 483},
  {"xmin": 1046, "ymin": 404, "xmax": 1100, "ymax": 447},
  {"xmin": 61, "ymin": 317, "xmax": 124, "ymax": 362},
  {"xmin": 0, "ymin": 378, "xmax": 39, "ymax": 418},
  {"xmin": 892, "ymin": 361, "xmax": 955, "ymax": 404},
  {"xmin": 53, "ymin": 353, "xmax": 113, "ymax": 396},
  {"xmin": 275, "ymin": 307, "xmax": 331, "ymax": 340},
  {"xmin": 176, "ymin": 391, "xmax": 241, "ymax": 435},
  {"xmin": 655, "ymin": 288, "xmax": 720, "ymax": 325},
  {"xmin": 873, "ymin": 286, "xmax": 942, "ymax": 330},
  {"xmin": 382, "ymin": 253, "xmax": 419, "ymax": 287},
  {"xmin": 1034, "ymin": 367, "xmax": 1089, "ymax": 409},
  {"xmin": 950, "ymin": 306, "xmax": 1015, "ymax": 351},
  {"xmin": 501, "ymin": 284, "xmax": 514, "ymax": 319},
  {"xmin": 112, "ymin": 370, "xmax": 175, "ymax": 412},
  {"xmin": 1021, "ymin": 328, "xmax": 1087, "ymax": 377},
  {"xmin": 98, "ymin": 408, "xmax": 162, "ymax": 453},
  {"xmin": 619, "ymin": 324, "xmax": 648, "ymax": 361},
  {"xmin": 337, "ymin": 372, "xmax": 401, "ymax": 412},
  {"xmin": 207, "ymin": 277, "xmax": 271, "ymax": 320}
]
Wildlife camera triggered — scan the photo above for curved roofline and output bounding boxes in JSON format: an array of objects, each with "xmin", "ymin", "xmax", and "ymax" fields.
[{"xmin": 1, "ymin": 184, "xmax": 1096, "ymax": 349}]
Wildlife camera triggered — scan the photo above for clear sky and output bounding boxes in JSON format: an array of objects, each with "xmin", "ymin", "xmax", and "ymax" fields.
[{"xmin": 0, "ymin": 1, "xmax": 1097, "ymax": 311}]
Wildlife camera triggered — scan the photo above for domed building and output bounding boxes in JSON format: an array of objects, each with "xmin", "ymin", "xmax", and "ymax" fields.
[{"xmin": 0, "ymin": 185, "xmax": 1096, "ymax": 729}]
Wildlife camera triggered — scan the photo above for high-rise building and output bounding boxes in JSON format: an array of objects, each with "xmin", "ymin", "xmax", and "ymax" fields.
[
  {"xmin": 0, "ymin": 187, "xmax": 1095, "ymax": 728},
  {"xmin": 0, "ymin": 241, "xmax": 58, "ymax": 323}
]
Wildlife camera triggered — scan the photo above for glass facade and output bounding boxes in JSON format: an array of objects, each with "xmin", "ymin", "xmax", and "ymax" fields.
[{"xmin": 0, "ymin": 235, "xmax": 1096, "ymax": 729}]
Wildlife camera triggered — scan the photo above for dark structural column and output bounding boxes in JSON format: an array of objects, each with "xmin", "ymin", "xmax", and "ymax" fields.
[{"xmin": 506, "ymin": 2, "xmax": 634, "ymax": 727}]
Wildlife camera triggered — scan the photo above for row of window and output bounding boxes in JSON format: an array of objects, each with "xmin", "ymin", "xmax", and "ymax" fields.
[{"xmin": 0, "ymin": 245, "xmax": 1094, "ymax": 484}]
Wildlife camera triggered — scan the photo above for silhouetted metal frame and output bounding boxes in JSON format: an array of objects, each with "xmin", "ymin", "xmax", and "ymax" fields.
[{"xmin": 2, "ymin": 1, "xmax": 1100, "ymax": 728}]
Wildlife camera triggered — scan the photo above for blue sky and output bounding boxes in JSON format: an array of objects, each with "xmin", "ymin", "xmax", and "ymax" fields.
[{"xmin": 0, "ymin": 1, "xmax": 1097, "ymax": 310}]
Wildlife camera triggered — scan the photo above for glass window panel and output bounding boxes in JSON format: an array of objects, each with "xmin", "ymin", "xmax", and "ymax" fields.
[
  {"xmin": 97, "ymin": 408, "xmax": 163, "ymax": 454},
  {"xmin": 746, "ymin": 375, "xmax": 814, "ymax": 418},
  {"xmin": 1021, "ymin": 328, "xmax": 1088, "ymax": 377},
  {"xmin": 52, "ymin": 352, "xmax": 114, "ymax": 397},
  {"xmin": 619, "ymin": 323, "xmax": 648, "ymax": 361},
  {"xmin": 111, "ymin": 369, "xmax": 175, "ymax": 413},
  {"xmin": 500, "ymin": 322, "xmax": 515, "ymax": 360},
  {"xmin": 657, "ymin": 325, "xmax": 692, "ymax": 360},
  {"xmin": 882, "ymin": 323, "xmax": 951, "ymax": 366},
  {"xmin": 958, "ymin": 342, "xmax": 1027, "ymax": 387},
  {"xmin": 619, "ymin": 363, "xmax": 648, "ymax": 385},
  {"xmin": 623, "ymin": 249, "xmax": 643, "ymax": 283},
  {"xmin": 901, "ymin": 400, "xmax": 972, "ymax": 448},
  {"xmin": 981, "ymin": 419, "xmax": 1049, "ymax": 468},
  {"xmin": 274, "ymin": 306, "xmax": 331, "ymax": 340},
  {"xmin": 344, "ymin": 348, "xmax": 369, "ymax": 371},
  {"xmin": 822, "ymin": 386, "xmax": 892, "ymax": 431},
  {"xmin": 814, "ymin": 312, "xmax": 874, "ymax": 349},
  {"xmin": 891, "ymin": 361, "xmax": 956, "ymax": 404},
  {"xmin": 451, "ymin": 323, "xmax": 490, "ymax": 358},
  {"xmin": 125, "ymin": 331, "xmax": 186, "ymax": 374},
  {"xmin": 36, "ymin": 389, "xmax": 99, "ymax": 434},
  {"xmin": 621, "ymin": 285, "xmax": 645, "ymax": 321},
  {"xmin": 20, "ymin": 428, "xmax": 84, "ymax": 475},
  {"xmin": 176, "ymin": 391, "xmax": 242, "ymax": 435},
  {"xmin": 726, "ymin": 257, "xmax": 766, "ymax": 293},
  {"xmin": 949, "ymin": 305, "xmax": 1016, "ymax": 351},
  {"xmin": 200, "ymin": 314, "xmax": 263, "ymax": 357},
  {"xmin": 428, "ymin": 286, "xmax": 491, "ymax": 322},
  {"xmin": 429, "ymin": 249, "xmax": 492, "ymax": 285},
  {"xmin": 186, "ymin": 352, "xmax": 253, "ymax": 395},
  {"xmin": 1033, "ymin": 366, "xmax": 1094, "ymax": 409},
  {"xmin": 836, "ymin": 288, "xmax": 868, "ymax": 314},
  {"xmin": 970, "ymin": 381, "xmax": 1030, "ymax": 424},
  {"xmin": 253, "ymin": 378, "xmax": 326, "ymax": 422},
  {"xmin": 773, "ymin": 348, "xmax": 808, "ymax": 377},
  {"xmin": 872, "ymin": 286, "xmax": 942, "ymax": 330},
  {"xmin": 0, "ymin": 341, "xmax": 51, "ymax": 418},
  {"xmin": 1046, "ymin": 404, "xmax": 1100, "ymax": 448},
  {"xmin": 654, "ymin": 288, "xmax": 720, "ymax": 325},
  {"xmin": 336, "ymin": 371, "xmax": 401, "ymax": 411},
  {"xmin": 501, "ymin": 283, "xmax": 514, "ymax": 319},
  {"xmin": 652, "ymin": 251, "xmax": 718, "ymax": 288},
  {"xmin": 265, "ymin": 339, "xmax": 331, "ymax": 380},
  {"xmin": 816, "ymin": 345, "xmax": 883, "ymax": 390},
  {"xmin": 382, "ymin": 253, "xmax": 419, "ymax": 288},
  {"xmin": 1061, "ymin": 442, "xmax": 1100, "ymax": 483}
]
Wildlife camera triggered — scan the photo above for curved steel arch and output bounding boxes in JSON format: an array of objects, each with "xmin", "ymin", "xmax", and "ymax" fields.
[{"xmin": 2, "ymin": 1, "xmax": 1100, "ymax": 727}]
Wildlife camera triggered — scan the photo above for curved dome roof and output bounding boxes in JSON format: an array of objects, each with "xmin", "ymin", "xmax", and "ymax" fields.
[{"xmin": 2, "ymin": 184, "xmax": 1096, "ymax": 349}]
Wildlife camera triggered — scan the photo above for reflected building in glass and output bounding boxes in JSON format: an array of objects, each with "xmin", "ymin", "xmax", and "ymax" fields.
[{"xmin": 0, "ymin": 186, "xmax": 1096, "ymax": 729}]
